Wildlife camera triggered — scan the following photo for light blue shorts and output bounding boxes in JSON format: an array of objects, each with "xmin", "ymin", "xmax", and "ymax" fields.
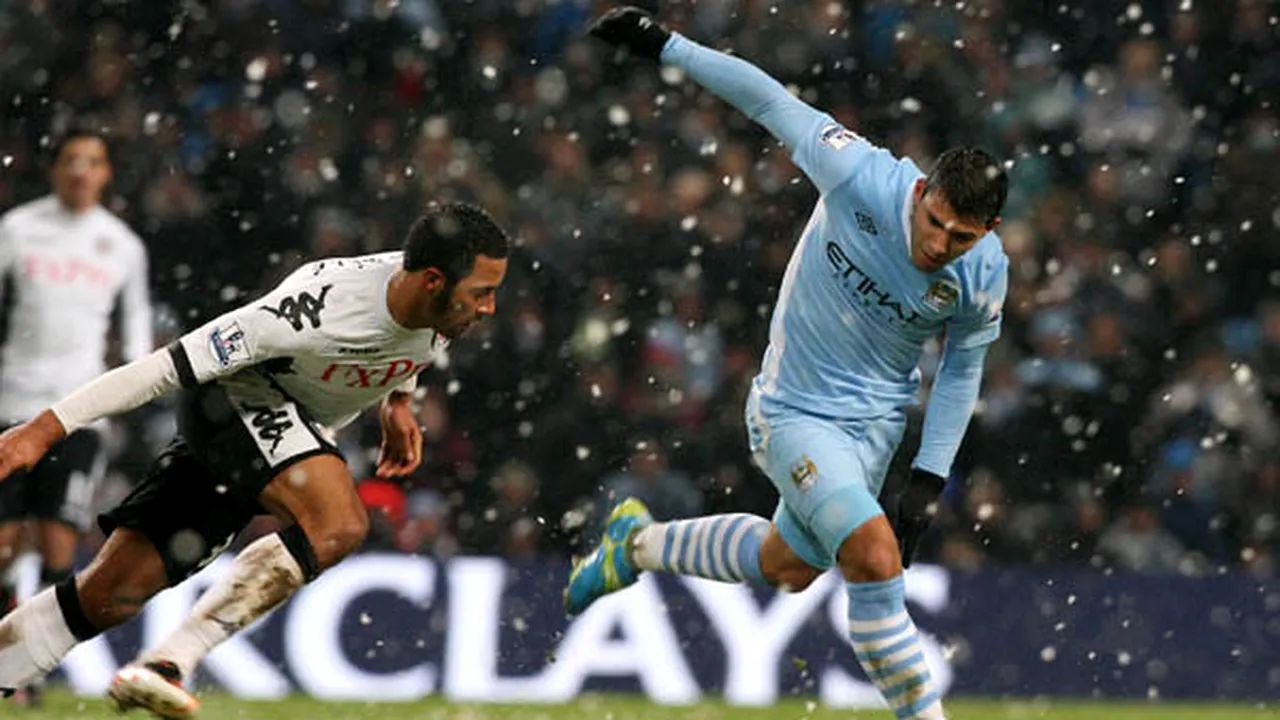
[{"xmin": 745, "ymin": 388, "xmax": 906, "ymax": 570}]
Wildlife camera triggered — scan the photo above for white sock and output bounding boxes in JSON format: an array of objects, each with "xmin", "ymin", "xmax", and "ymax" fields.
[
  {"xmin": 138, "ymin": 534, "xmax": 305, "ymax": 678},
  {"xmin": 0, "ymin": 588, "xmax": 78, "ymax": 687}
]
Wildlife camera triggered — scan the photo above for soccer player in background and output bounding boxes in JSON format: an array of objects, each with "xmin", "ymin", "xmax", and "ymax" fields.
[
  {"xmin": 566, "ymin": 8, "xmax": 1009, "ymax": 720},
  {"xmin": 0, "ymin": 202, "xmax": 509, "ymax": 718},
  {"xmin": 0, "ymin": 126, "xmax": 153, "ymax": 704}
]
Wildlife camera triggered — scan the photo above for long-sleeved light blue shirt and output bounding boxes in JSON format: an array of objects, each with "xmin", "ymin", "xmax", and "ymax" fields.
[{"xmin": 662, "ymin": 34, "xmax": 1008, "ymax": 477}]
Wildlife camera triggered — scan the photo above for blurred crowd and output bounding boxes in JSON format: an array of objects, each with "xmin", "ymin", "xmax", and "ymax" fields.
[{"xmin": 0, "ymin": 0, "xmax": 1276, "ymax": 577}]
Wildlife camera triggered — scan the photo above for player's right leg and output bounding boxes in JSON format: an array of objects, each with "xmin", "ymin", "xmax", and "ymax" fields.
[
  {"xmin": 564, "ymin": 396, "xmax": 823, "ymax": 616},
  {"xmin": 563, "ymin": 497, "xmax": 656, "ymax": 615},
  {"xmin": 564, "ymin": 500, "xmax": 828, "ymax": 615}
]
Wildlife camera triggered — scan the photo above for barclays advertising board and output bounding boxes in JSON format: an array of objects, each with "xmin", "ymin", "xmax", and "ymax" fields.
[{"xmin": 19, "ymin": 554, "xmax": 1278, "ymax": 704}]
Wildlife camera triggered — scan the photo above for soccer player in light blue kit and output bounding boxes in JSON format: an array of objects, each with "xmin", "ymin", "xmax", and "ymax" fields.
[{"xmin": 565, "ymin": 8, "xmax": 1009, "ymax": 719}]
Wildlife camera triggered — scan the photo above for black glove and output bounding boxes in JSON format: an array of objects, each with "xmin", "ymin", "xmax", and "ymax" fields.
[
  {"xmin": 588, "ymin": 6, "xmax": 672, "ymax": 62},
  {"xmin": 890, "ymin": 469, "xmax": 947, "ymax": 568}
]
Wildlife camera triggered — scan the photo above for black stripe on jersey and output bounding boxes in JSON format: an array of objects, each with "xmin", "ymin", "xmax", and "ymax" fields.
[
  {"xmin": 0, "ymin": 268, "xmax": 14, "ymax": 349},
  {"xmin": 167, "ymin": 341, "xmax": 198, "ymax": 389}
]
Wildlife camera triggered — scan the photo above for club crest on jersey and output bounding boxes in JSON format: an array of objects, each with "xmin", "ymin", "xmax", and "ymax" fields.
[
  {"xmin": 923, "ymin": 280, "xmax": 960, "ymax": 312},
  {"xmin": 819, "ymin": 124, "xmax": 859, "ymax": 151},
  {"xmin": 209, "ymin": 321, "xmax": 249, "ymax": 368},
  {"xmin": 790, "ymin": 455, "xmax": 818, "ymax": 491}
]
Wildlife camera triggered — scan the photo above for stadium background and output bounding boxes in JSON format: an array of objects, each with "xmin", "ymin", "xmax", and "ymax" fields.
[{"xmin": 0, "ymin": 0, "xmax": 1277, "ymax": 714}]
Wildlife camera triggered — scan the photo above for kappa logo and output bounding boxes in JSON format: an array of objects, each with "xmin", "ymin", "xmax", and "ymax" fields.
[
  {"xmin": 242, "ymin": 403, "xmax": 294, "ymax": 455},
  {"xmin": 260, "ymin": 284, "xmax": 333, "ymax": 332},
  {"xmin": 789, "ymin": 455, "xmax": 818, "ymax": 491},
  {"xmin": 923, "ymin": 280, "xmax": 960, "ymax": 312}
]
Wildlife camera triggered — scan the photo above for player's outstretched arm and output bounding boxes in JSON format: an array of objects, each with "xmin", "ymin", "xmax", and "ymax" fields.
[
  {"xmin": 50, "ymin": 349, "xmax": 184, "ymax": 436},
  {"xmin": 0, "ymin": 349, "xmax": 181, "ymax": 482},
  {"xmin": 1, "ymin": 271, "xmax": 333, "ymax": 482},
  {"xmin": 589, "ymin": 6, "xmax": 868, "ymax": 194}
]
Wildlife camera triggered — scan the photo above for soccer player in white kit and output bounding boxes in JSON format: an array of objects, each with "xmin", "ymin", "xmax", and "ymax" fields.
[
  {"xmin": 0, "ymin": 201, "xmax": 510, "ymax": 718},
  {"xmin": 0, "ymin": 128, "xmax": 153, "ymax": 680}
]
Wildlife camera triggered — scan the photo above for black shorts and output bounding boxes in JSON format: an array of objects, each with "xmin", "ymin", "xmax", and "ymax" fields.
[
  {"xmin": 99, "ymin": 372, "xmax": 342, "ymax": 585},
  {"xmin": 0, "ymin": 427, "xmax": 103, "ymax": 531}
]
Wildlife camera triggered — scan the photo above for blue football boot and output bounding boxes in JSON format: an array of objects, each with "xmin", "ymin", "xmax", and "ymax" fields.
[{"xmin": 564, "ymin": 497, "xmax": 653, "ymax": 616}]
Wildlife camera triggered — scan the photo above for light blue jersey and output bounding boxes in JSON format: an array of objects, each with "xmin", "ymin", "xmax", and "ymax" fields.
[
  {"xmin": 754, "ymin": 142, "xmax": 1006, "ymax": 422},
  {"xmin": 662, "ymin": 33, "xmax": 1008, "ymax": 561}
]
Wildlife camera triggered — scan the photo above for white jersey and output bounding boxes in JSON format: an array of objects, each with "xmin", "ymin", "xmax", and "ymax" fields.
[
  {"xmin": 0, "ymin": 195, "xmax": 152, "ymax": 424},
  {"xmin": 169, "ymin": 251, "xmax": 445, "ymax": 430}
]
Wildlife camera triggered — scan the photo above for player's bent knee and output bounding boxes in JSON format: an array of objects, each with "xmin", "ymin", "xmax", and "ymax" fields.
[
  {"xmin": 758, "ymin": 531, "xmax": 822, "ymax": 591},
  {"xmin": 773, "ymin": 566, "xmax": 822, "ymax": 592},
  {"xmin": 836, "ymin": 515, "xmax": 902, "ymax": 584},
  {"xmin": 259, "ymin": 455, "xmax": 367, "ymax": 572},
  {"xmin": 305, "ymin": 507, "xmax": 369, "ymax": 571}
]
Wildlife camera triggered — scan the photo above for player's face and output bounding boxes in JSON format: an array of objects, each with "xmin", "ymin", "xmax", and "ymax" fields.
[
  {"xmin": 51, "ymin": 137, "xmax": 112, "ymax": 213},
  {"xmin": 429, "ymin": 254, "xmax": 508, "ymax": 339},
  {"xmin": 909, "ymin": 181, "xmax": 996, "ymax": 273}
]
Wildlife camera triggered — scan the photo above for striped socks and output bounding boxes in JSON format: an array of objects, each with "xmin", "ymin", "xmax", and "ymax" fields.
[
  {"xmin": 846, "ymin": 576, "xmax": 945, "ymax": 719},
  {"xmin": 631, "ymin": 514, "xmax": 768, "ymax": 584}
]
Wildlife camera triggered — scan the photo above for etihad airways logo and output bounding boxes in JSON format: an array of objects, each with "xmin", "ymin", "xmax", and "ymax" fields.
[{"xmin": 824, "ymin": 242, "xmax": 920, "ymax": 325}]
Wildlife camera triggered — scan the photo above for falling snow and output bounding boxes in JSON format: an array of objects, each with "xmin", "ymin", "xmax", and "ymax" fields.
[{"xmin": 0, "ymin": 0, "xmax": 1272, "ymax": 713}]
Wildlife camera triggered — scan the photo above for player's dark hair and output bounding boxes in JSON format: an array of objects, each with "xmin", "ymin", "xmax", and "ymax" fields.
[
  {"xmin": 924, "ymin": 147, "xmax": 1007, "ymax": 225},
  {"xmin": 402, "ymin": 202, "xmax": 511, "ymax": 283},
  {"xmin": 48, "ymin": 121, "xmax": 114, "ymax": 165}
]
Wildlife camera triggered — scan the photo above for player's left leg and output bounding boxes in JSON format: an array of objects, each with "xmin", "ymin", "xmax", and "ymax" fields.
[
  {"xmin": 801, "ymin": 415, "xmax": 944, "ymax": 720},
  {"xmin": 832, "ymin": 515, "xmax": 944, "ymax": 719},
  {"xmin": 0, "ymin": 527, "xmax": 169, "ymax": 694},
  {"xmin": 3, "ymin": 521, "xmax": 81, "ymax": 708}
]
